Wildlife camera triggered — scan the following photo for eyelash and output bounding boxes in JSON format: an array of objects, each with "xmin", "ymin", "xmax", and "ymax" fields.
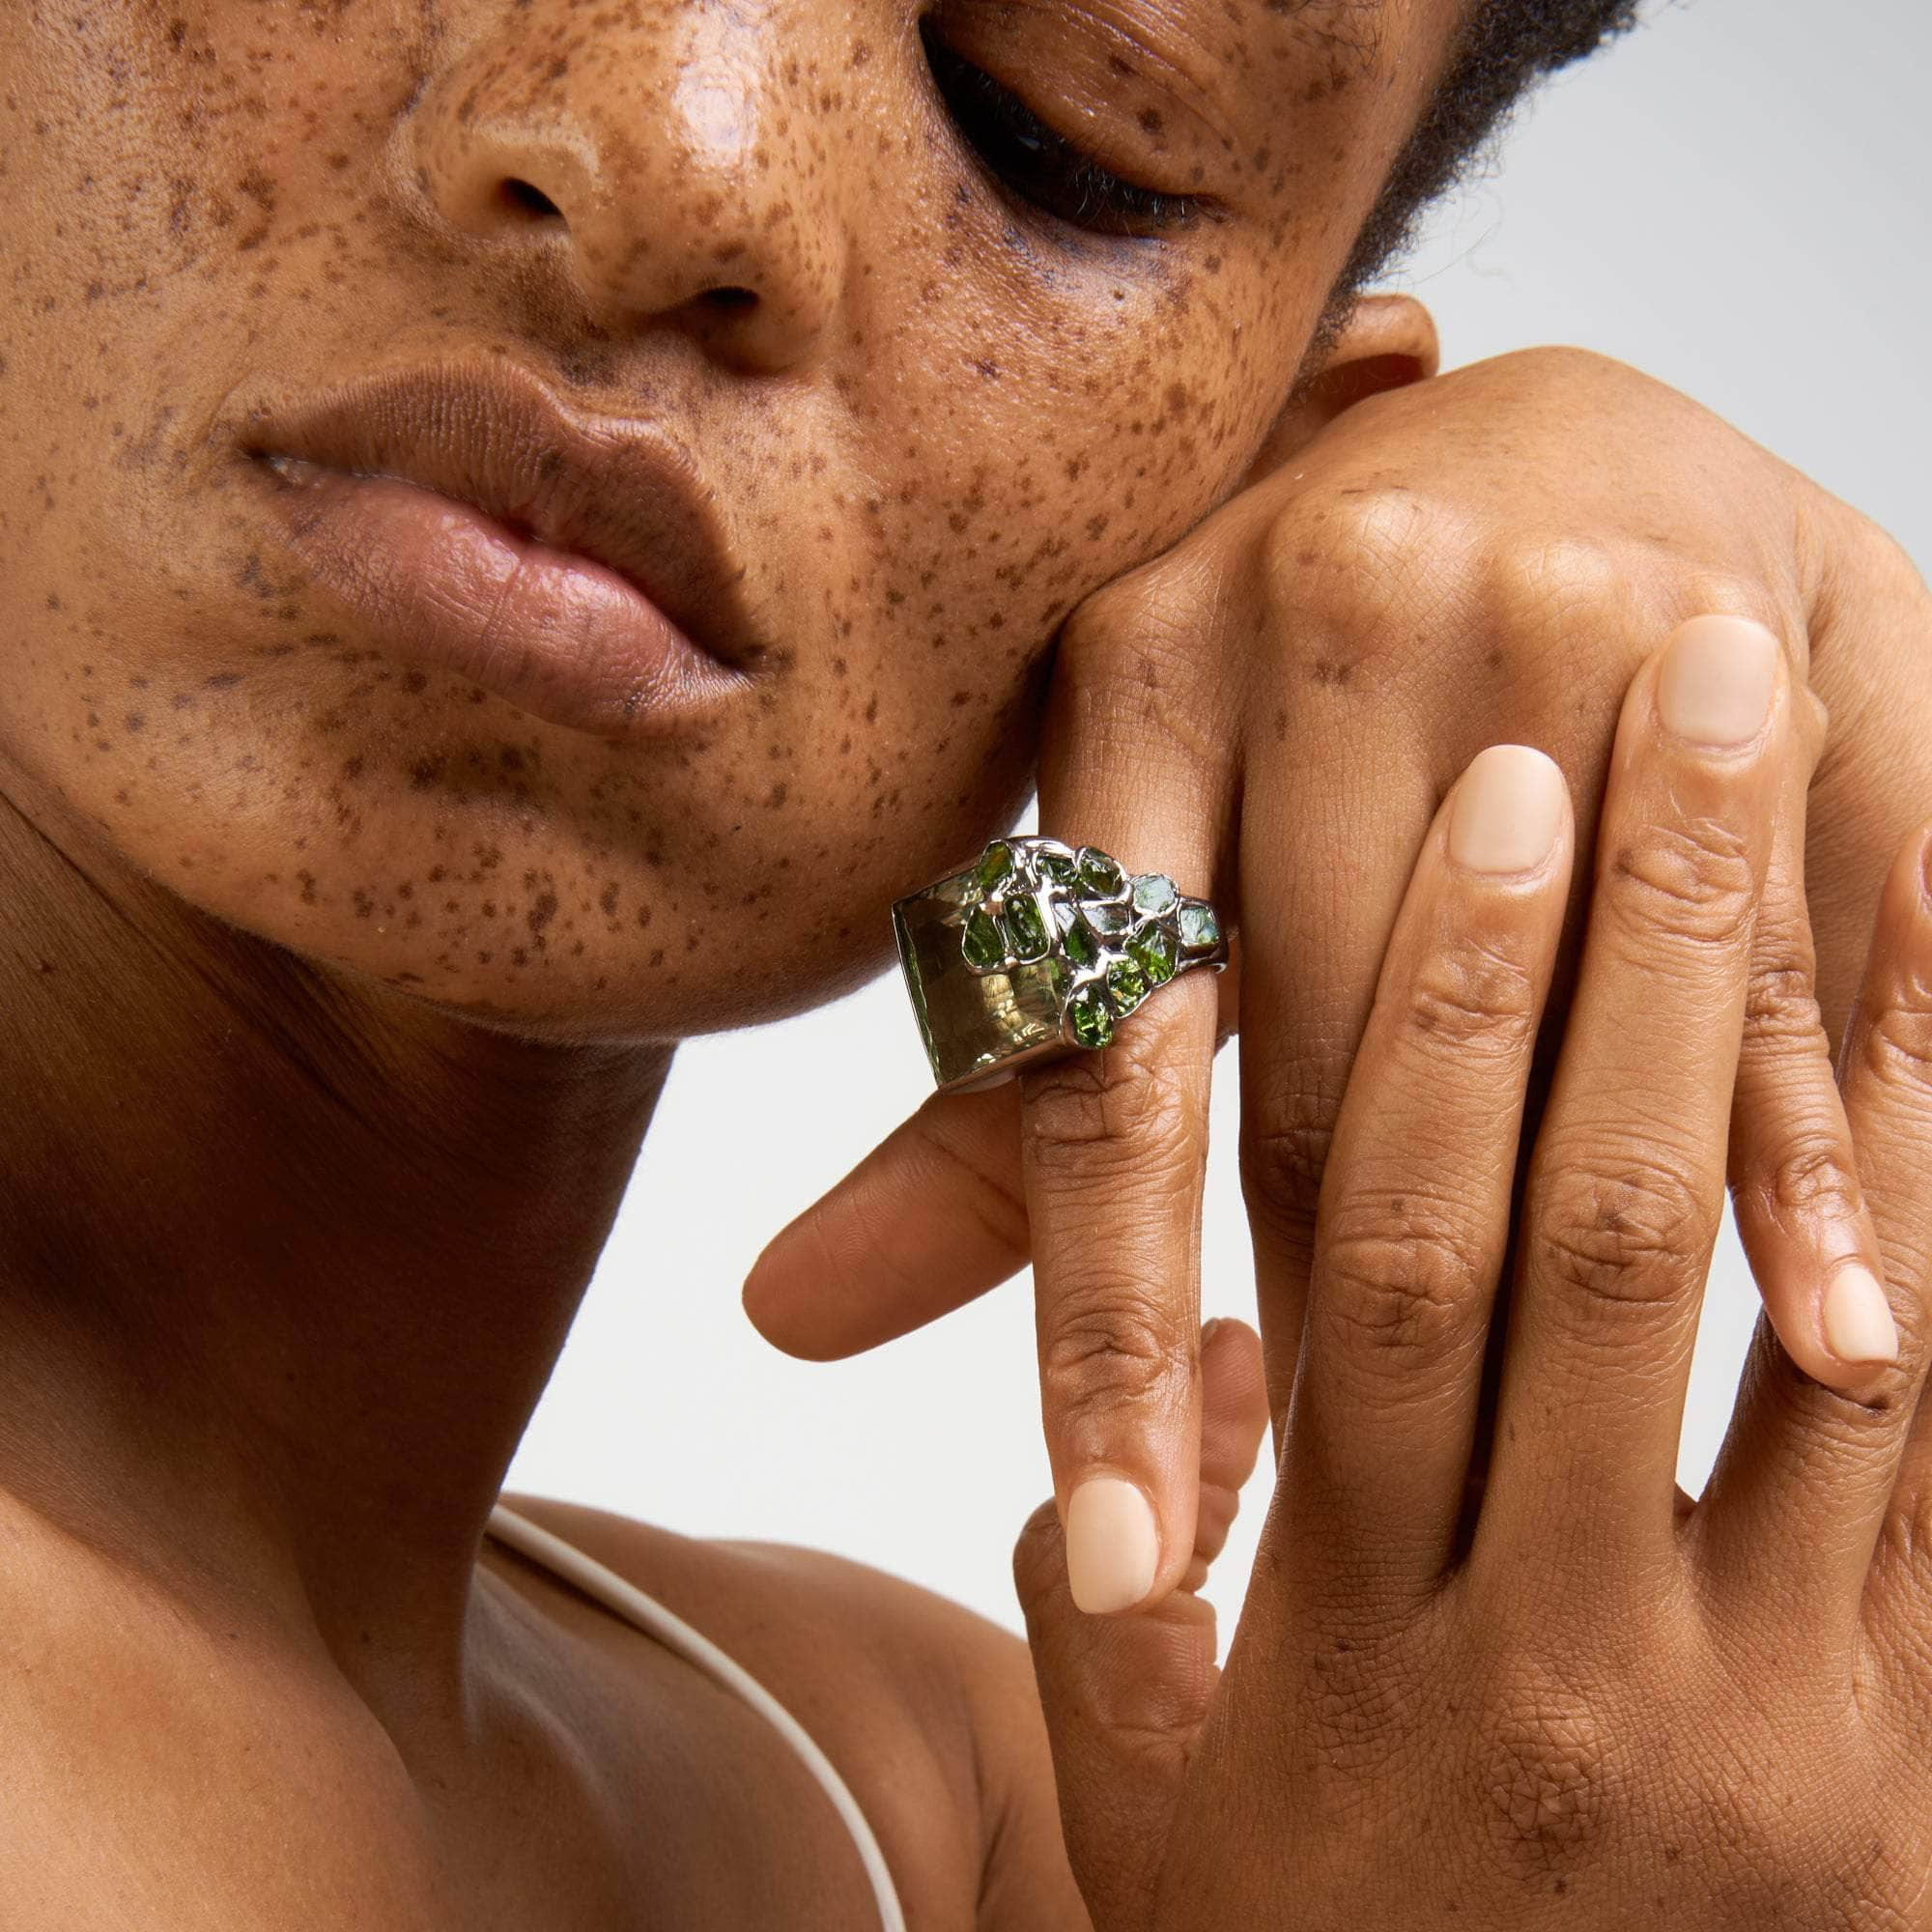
[{"xmin": 919, "ymin": 19, "xmax": 1200, "ymax": 240}]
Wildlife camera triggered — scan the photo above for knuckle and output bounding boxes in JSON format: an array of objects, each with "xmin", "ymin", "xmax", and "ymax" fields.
[
  {"xmin": 1747, "ymin": 1128, "xmax": 1861, "ymax": 1225},
  {"xmin": 1528, "ymin": 1149, "xmax": 1716, "ymax": 1316},
  {"xmin": 1405, "ymin": 934, "xmax": 1542, "ymax": 1055},
  {"xmin": 1480, "ymin": 532, "xmax": 1628, "ymax": 638},
  {"xmin": 1600, "ymin": 814, "xmax": 1759, "ymax": 952},
  {"xmin": 1860, "ymin": 964, "xmax": 1932, "ymax": 1094},
  {"xmin": 1740, "ymin": 940, "xmax": 1822, "ymax": 1051},
  {"xmin": 1474, "ymin": 1668, "xmax": 1618, "ymax": 1876},
  {"xmin": 1022, "ymin": 1029, "xmax": 1201, "ymax": 1190},
  {"xmin": 1239, "ymin": 1061, "xmax": 1347, "ymax": 1231},
  {"xmin": 1317, "ymin": 1201, "xmax": 1491, "ymax": 1374},
  {"xmin": 1038, "ymin": 1283, "xmax": 1192, "ymax": 1421},
  {"xmin": 1258, "ymin": 485, "xmax": 1459, "ymax": 666},
  {"xmin": 1239, "ymin": 1118, "xmax": 1332, "ymax": 1220}
]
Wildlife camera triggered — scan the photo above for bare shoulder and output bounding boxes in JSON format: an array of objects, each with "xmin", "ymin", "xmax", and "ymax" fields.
[{"xmin": 492, "ymin": 1492, "xmax": 1090, "ymax": 1932}]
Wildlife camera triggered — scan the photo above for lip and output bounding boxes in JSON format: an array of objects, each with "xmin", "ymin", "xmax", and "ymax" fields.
[{"xmin": 241, "ymin": 356, "xmax": 761, "ymax": 740}]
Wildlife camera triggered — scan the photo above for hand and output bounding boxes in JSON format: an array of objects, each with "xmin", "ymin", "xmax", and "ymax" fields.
[
  {"xmin": 1014, "ymin": 627, "xmax": 1932, "ymax": 1928},
  {"xmin": 745, "ymin": 343, "xmax": 1932, "ymax": 1612}
]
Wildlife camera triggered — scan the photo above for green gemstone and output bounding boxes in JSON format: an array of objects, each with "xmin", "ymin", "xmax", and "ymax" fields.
[
  {"xmin": 1077, "ymin": 846, "xmax": 1124, "ymax": 897},
  {"xmin": 1038, "ymin": 850, "xmax": 1079, "ymax": 886},
  {"xmin": 962, "ymin": 908, "xmax": 1004, "ymax": 970},
  {"xmin": 975, "ymin": 840, "xmax": 1014, "ymax": 893},
  {"xmin": 1005, "ymin": 895, "xmax": 1049, "ymax": 962},
  {"xmin": 1131, "ymin": 873, "xmax": 1179, "ymax": 917},
  {"xmin": 1068, "ymin": 986, "xmax": 1114, "ymax": 1050},
  {"xmin": 1106, "ymin": 958, "xmax": 1150, "ymax": 1013},
  {"xmin": 1179, "ymin": 903, "xmax": 1220, "ymax": 950},
  {"xmin": 1129, "ymin": 924, "xmax": 1177, "ymax": 985},
  {"xmin": 1064, "ymin": 919, "xmax": 1100, "ymax": 970}
]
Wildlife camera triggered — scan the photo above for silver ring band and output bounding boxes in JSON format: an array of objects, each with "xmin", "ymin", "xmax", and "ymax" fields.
[{"xmin": 893, "ymin": 836, "xmax": 1228, "ymax": 1094}]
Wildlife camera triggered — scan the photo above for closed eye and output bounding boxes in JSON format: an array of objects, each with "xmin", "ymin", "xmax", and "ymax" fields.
[{"xmin": 919, "ymin": 18, "xmax": 1201, "ymax": 239}]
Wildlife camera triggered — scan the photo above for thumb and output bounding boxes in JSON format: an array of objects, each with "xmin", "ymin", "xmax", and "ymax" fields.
[
  {"xmin": 1012, "ymin": 1318, "xmax": 1269, "ymax": 1929},
  {"xmin": 743, "ymin": 1080, "xmax": 1028, "ymax": 1359}
]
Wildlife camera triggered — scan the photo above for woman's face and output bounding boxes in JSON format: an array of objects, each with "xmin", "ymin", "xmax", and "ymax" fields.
[{"xmin": 0, "ymin": 0, "xmax": 1457, "ymax": 1042}]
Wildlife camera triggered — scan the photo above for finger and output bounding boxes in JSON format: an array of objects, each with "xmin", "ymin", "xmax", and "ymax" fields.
[
  {"xmin": 1701, "ymin": 823, "xmax": 1930, "ymax": 1635},
  {"xmin": 742, "ymin": 1081, "xmax": 1025, "ymax": 1359},
  {"xmin": 1479, "ymin": 614, "xmax": 1793, "ymax": 1579},
  {"xmin": 1284, "ymin": 745, "xmax": 1573, "ymax": 1595},
  {"xmin": 1725, "ymin": 694, "xmax": 1897, "ymax": 1392},
  {"xmin": 1020, "ymin": 600, "xmax": 1238, "ymax": 1615},
  {"xmin": 1013, "ymin": 1317, "xmax": 1268, "ymax": 1928},
  {"xmin": 1236, "ymin": 721, "xmax": 1440, "ymax": 1447},
  {"xmin": 740, "ymin": 948, "xmax": 1245, "ymax": 1362}
]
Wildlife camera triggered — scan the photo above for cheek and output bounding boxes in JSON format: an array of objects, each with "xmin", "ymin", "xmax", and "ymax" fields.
[{"xmin": 0, "ymin": 3, "xmax": 1301, "ymax": 1049}]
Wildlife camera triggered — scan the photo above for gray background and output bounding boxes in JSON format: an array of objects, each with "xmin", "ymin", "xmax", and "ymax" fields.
[{"xmin": 507, "ymin": 0, "xmax": 1931, "ymax": 1638}]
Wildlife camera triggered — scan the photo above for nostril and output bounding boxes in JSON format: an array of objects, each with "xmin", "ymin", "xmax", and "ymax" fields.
[
  {"xmin": 702, "ymin": 286, "xmax": 757, "ymax": 312},
  {"xmin": 499, "ymin": 177, "xmax": 562, "ymax": 219}
]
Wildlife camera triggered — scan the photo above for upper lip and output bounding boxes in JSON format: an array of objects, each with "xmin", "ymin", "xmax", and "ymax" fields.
[{"xmin": 242, "ymin": 357, "xmax": 762, "ymax": 670}]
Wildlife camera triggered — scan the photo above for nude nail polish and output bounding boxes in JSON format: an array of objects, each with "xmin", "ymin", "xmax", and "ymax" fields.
[
  {"xmin": 1448, "ymin": 744, "xmax": 1566, "ymax": 873},
  {"xmin": 1822, "ymin": 1264, "xmax": 1899, "ymax": 1366},
  {"xmin": 1657, "ymin": 615, "xmax": 1778, "ymax": 746},
  {"xmin": 1065, "ymin": 1476, "xmax": 1159, "ymax": 1614}
]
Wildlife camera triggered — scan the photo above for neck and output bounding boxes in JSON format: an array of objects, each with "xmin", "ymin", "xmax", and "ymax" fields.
[{"xmin": 0, "ymin": 768, "xmax": 672, "ymax": 1721}]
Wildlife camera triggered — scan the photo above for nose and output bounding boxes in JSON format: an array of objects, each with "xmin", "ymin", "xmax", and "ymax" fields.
[{"xmin": 410, "ymin": 4, "xmax": 847, "ymax": 375}]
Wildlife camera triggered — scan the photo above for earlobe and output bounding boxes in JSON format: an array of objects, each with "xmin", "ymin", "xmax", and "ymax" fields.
[{"xmin": 1240, "ymin": 294, "xmax": 1441, "ymax": 487}]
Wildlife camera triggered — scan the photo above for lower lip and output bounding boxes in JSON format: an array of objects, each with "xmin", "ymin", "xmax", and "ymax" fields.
[{"xmin": 254, "ymin": 457, "xmax": 747, "ymax": 738}]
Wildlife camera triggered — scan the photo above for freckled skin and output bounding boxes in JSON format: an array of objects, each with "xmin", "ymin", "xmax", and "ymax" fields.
[
  {"xmin": 1, "ymin": 0, "xmax": 1456, "ymax": 1042},
  {"xmin": 0, "ymin": 0, "xmax": 1470, "ymax": 1920}
]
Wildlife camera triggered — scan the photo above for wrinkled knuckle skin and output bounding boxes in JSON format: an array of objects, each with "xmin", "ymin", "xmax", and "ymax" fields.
[
  {"xmin": 1746, "ymin": 1129, "xmax": 1862, "ymax": 1228},
  {"xmin": 1022, "ymin": 1029, "xmax": 1200, "ymax": 1190},
  {"xmin": 1740, "ymin": 946, "xmax": 1822, "ymax": 1052},
  {"xmin": 1038, "ymin": 1286, "xmax": 1190, "ymax": 1425},
  {"xmin": 1317, "ymin": 1205, "xmax": 1491, "ymax": 1377},
  {"xmin": 1406, "ymin": 937, "xmax": 1542, "ymax": 1057},
  {"xmin": 1473, "ymin": 1673, "xmax": 1618, "ymax": 1880},
  {"xmin": 1861, "ymin": 960, "xmax": 1932, "ymax": 1094},
  {"xmin": 1239, "ymin": 1100, "xmax": 1336, "ymax": 1236},
  {"xmin": 1528, "ymin": 1152, "xmax": 1716, "ymax": 1318},
  {"xmin": 1601, "ymin": 815, "xmax": 1759, "ymax": 954}
]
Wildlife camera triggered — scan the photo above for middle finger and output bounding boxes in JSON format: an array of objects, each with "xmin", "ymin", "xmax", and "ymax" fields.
[{"xmin": 1479, "ymin": 615, "xmax": 1794, "ymax": 1578}]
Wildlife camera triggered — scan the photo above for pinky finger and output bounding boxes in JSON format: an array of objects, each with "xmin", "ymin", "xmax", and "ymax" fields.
[
  {"xmin": 1728, "ymin": 769, "xmax": 1899, "ymax": 1391},
  {"xmin": 1701, "ymin": 822, "xmax": 1931, "ymax": 1634}
]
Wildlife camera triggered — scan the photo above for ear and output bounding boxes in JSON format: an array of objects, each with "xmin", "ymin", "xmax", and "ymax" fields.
[{"xmin": 1239, "ymin": 294, "xmax": 1440, "ymax": 487}]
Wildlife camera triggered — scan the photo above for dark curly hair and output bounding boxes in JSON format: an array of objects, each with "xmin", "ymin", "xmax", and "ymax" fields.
[{"xmin": 1315, "ymin": 0, "xmax": 1644, "ymax": 347}]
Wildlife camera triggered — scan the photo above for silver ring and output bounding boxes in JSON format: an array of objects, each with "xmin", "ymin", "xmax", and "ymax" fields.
[{"xmin": 892, "ymin": 836, "xmax": 1228, "ymax": 1094}]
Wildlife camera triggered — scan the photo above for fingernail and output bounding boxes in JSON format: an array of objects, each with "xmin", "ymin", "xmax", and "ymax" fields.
[
  {"xmin": 1448, "ymin": 744, "xmax": 1567, "ymax": 874},
  {"xmin": 1822, "ymin": 1264, "xmax": 1899, "ymax": 1366},
  {"xmin": 1065, "ymin": 1476, "xmax": 1160, "ymax": 1614},
  {"xmin": 1657, "ymin": 615, "xmax": 1778, "ymax": 747}
]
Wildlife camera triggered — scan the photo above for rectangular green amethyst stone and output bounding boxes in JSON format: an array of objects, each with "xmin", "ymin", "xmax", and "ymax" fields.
[{"xmin": 893, "ymin": 859, "xmax": 1072, "ymax": 1093}]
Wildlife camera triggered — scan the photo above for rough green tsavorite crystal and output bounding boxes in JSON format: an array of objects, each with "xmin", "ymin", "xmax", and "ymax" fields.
[
  {"xmin": 1038, "ymin": 849, "xmax": 1079, "ymax": 886},
  {"xmin": 1077, "ymin": 846, "xmax": 1124, "ymax": 897},
  {"xmin": 1068, "ymin": 985, "xmax": 1115, "ymax": 1049},
  {"xmin": 1131, "ymin": 873, "xmax": 1179, "ymax": 917},
  {"xmin": 1179, "ymin": 903, "xmax": 1221, "ymax": 951},
  {"xmin": 1107, "ymin": 958, "xmax": 1149, "ymax": 1012},
  {"xmin": 962, "ymin": 908, "xmax": 1004, "ymax": 971},
  {"xmin": 975, "ymin": 840, "xmax": 1015, "ymax": 894},
  {"xmin": 1129, "ymin": 925, "xmax": 1177, "ymax": 985},
  {"xmin": 1064, "ymin": 918, "xmax": 1100, "ymax": 970},
  {"xmin": 1005, "ymin": 894, "xmax": 1049, "ymax": 962}
]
